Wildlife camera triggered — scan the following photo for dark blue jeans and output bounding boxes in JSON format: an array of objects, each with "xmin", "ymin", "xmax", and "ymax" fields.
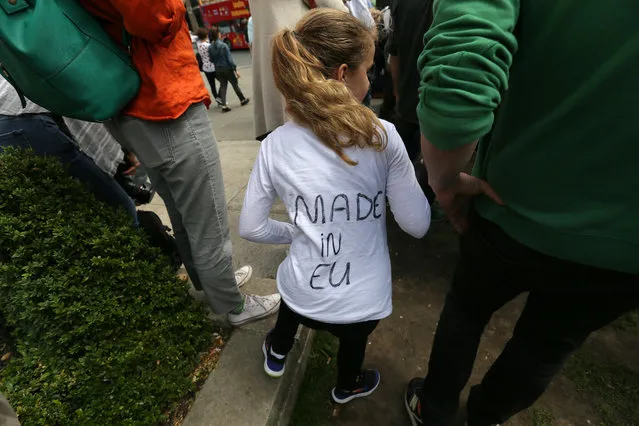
[{"xmin": 0, "ymin": 114, "xmax": 137, "ymax": 224}]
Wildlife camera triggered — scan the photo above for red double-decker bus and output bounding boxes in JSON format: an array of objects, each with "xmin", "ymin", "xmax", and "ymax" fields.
[{"xmin": 199, "ymin": 0, "xmax": 250, "ymax": 50}]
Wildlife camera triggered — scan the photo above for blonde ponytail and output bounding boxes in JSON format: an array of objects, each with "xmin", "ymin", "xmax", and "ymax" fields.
[{"xmin": 271, "ymin": 9, "xmax": 386, "ymax": 165}]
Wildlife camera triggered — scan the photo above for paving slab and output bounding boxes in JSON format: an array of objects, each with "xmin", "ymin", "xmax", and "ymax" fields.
[
  {"xmin": 207, "ymin": 52, "xmax": 255, "ymax": 142},
  {"xmin": 184, "ymin": 325, "xmax": 314, "ymax": 426},
  {"xmin": 217, "ymin": 139, "xmax": 261, "ymax": 205}
]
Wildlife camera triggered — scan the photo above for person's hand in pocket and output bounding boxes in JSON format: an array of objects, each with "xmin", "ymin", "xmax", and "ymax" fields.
[{"xmin": 434, "ymin": 172, "xmax": 502, "ymax": 234}]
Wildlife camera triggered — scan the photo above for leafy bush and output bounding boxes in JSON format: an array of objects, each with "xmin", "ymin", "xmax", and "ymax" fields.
[{"xmin": 0, "ymin": 149, "xmax": 212, "ymax": 425}]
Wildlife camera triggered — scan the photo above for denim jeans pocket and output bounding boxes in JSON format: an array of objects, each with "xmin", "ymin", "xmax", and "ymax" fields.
[{"xmin": 0, "ymin": 129, "xmax": 31, "ymax": 151}]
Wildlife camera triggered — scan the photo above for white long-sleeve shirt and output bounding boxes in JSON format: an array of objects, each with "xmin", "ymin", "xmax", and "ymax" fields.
[
  {"xmin": 239, "ymin": 120, "xmax": 430, "ymax": 323},
  {"xmin": 345, "ymin": 0, "xmax": 375, "ymax": 29}
]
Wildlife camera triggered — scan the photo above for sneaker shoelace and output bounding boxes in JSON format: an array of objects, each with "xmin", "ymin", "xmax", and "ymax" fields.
[{"xmin": 243, "ymin": 295, "xmax": 258, "ymax": 310}]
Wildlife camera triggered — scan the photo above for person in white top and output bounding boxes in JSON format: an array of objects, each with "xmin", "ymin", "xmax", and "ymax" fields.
[
  {"xmin": 196, "ymin": 28, "xmax": 222, "ymax": 106},
  {"xmin": 239, "ymin": 9, "xmax": 430, "ymax": 404},
  {"xmin": 345, "ymin": 0, "xmax": 375, "ymax": 29},
  {"xmin": 344, "ymin": 0, "xmax": 375, "ymax": 107},
  {"xmin": 247, "ymin": 16, "xmax": 253, "ymax": 53}
]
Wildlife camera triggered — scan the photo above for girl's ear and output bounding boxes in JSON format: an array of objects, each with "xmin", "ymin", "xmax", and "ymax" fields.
[{"xmin": 333, "ymin": 63, "xmax": 349, "ymax": 82}]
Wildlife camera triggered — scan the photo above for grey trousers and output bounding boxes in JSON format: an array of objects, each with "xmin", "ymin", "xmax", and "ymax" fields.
[{"xmin": 107, "ymin": 103, "xmax": 242, "ymax": 314}]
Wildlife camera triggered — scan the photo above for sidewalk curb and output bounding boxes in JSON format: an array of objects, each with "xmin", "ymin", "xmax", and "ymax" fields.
[
  {"xmin": 267, "ymin": 327, "xmax": 315, "ymax": 426},
  {"xmin": 183, "ymin": 318, "xmax": 315, "ymax": 426}
]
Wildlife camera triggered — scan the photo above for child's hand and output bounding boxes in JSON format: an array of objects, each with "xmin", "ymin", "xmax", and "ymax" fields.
[{"xmin": 235, "ymin": 71, "xmax": 240, "ymax": 79}]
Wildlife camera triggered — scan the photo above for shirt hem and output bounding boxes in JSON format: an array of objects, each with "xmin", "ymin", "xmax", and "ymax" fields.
[
  {"xmin": 476, "ymin": 199, "xmax": 639, "ymax": 274},
  {"xmin": 279, "ymin": 292, "xmax": 393, "ymax": 324},
  {"xmin": 121, "ymin": 95, "xmax": 212, "ymax": 121}
]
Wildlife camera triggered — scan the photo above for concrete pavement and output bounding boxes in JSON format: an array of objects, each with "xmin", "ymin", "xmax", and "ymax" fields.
[{"xmin": 207, "ymin": 51, "xmax": 256, "ymax": 142}]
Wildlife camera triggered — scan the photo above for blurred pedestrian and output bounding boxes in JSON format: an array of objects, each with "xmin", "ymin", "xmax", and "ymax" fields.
[
  {"xmin": 208, "ymin": 24, "xmax": 219, "ymax": 43},
  {"xmin": 208, "ymin": 28, "xmax": 250, "ymax": 112},
  {"xmin": 344, "ymin": 0, "xmax": 375, "ymax": 29},
  {"xmin": 387, "ymin": 0, "xmax": 433, "ymax": 162},
  {"xmin": 249, "ymin": 0, "xmax": 348, "ymax": 140},
  {"xmin": 387, "ymin": 0, "xmax": 443, "ymax": 220},
  {"xmin": 247, "ymin": 16, "xmax": 253, "ymax": 53},
  {"xmin": 196, "ymin": 28, "xmax": 223, "ymax": 106}
]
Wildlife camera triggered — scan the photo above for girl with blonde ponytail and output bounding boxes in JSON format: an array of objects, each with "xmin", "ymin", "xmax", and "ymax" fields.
[
  {"xmin": 239, "ymin": 9, "xmax": 431, "ymax": 404},
  {"xmin": 272, "ymin": 10, "xmax": 385, "ymax": 165}
]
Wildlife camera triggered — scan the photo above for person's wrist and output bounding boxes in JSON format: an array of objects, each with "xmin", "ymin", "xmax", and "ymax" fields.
[{"xmin": 429, "ymin": 172, "xmax": 461, "ymax": 194}]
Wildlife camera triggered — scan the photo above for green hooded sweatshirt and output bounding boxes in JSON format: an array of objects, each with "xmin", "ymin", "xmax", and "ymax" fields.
[{"xmin": 417, "ymin": 0, "xmax": 639, "ymax": 273}]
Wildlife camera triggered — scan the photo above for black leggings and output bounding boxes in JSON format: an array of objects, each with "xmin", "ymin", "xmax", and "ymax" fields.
[
  {"xmin": 216, "ymin": 68, "xmax": 246, "ymax": 106},
  {"xmin": 270, "ymin": 300, "xmax": 378, "ymax": 390},
  {"xmin": 204, "ymin": 71, "xmax": 218, "ymax": 99},
  {"xmin": 421, "ymin": 215, "xmax": 639, "ymax": 426}
]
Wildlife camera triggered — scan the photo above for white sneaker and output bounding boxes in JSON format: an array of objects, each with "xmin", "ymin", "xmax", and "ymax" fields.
[
  {"xmin": 234, "ymin": 265, "xmax": 252, "ymax": 288},
  {"xmin": 228, "ymin": 293, "xmax": 281, "ymax": 326},
  {"xmin": 188, "ymin": 266, "xmax": 253, "ymax": 303}
]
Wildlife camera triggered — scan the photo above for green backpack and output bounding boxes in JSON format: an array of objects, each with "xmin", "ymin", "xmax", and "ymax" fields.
[{"xmin": 0, "ymin": 0, "xmax": 140, "ymax": 122}]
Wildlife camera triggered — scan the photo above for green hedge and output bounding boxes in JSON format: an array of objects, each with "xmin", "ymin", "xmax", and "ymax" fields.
[{"xmin": 0, "ymin": 149, "xmax": 213, "ymax": 425}]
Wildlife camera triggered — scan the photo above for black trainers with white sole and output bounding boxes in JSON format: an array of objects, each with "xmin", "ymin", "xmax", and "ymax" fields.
[
  {"xmin": 405, "ymin": 377, "xmax": 424, "ymax": 426},
  {"xmin": 331, "ymin": 369, "xmax": 380, "ymax": 404},
  {"xmin": 262, "ymin": 331, "xmax": 287, "ymax": 378}
]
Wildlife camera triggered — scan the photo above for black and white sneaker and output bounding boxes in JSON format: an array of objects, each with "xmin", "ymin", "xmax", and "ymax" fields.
[
  {"xmin": 405, "ymin": 377, "xmax": 424, "ymax": 426},
  {"xmin": 331, "ymin": 369, "xmax": 380, "ymax": 404},
  {"xmin": 262, "ymin": 331, "xmax": 287, "ymax": 378}
]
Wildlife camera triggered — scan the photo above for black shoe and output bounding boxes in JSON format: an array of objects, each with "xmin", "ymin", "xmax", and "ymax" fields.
[
  {"xmin": 240, "ymin": 98, "xmax": 250, "ymax": 106},
  {"xmin": 405, "ymin": 377, "xmax": 424, "ymax": 426},
  {"xmin": 262, "ymin": 331, "xmax": 287, "ymax": 378},
  {"xmin": 222, "ymin": 105, "xmax": 232, "ymax": 113},
  {"xmin": 331, "ymin": 369, "xmax": 380, "ymax": 404}
]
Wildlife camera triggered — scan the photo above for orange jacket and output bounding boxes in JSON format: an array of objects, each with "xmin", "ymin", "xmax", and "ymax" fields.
[{"xmin": 80, "ymin": 0, "xmax": 211, "ymax": 120}]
